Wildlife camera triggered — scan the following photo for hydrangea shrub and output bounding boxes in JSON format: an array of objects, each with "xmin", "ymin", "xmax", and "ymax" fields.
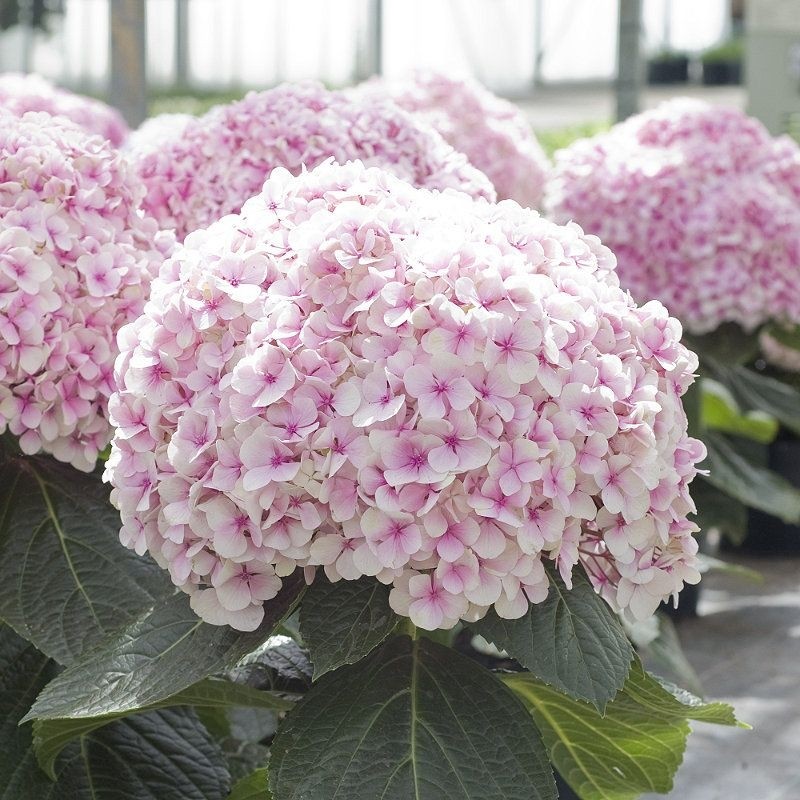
[
  {"xmin": 0, "ymin": 110, "xmax": 172, "ymax": 469},
  {"xmin": 546, "ymin": 99, "xmax": 800, "ymax": 552},
  {"xmin": 0, "ymin": 96, "xmax": 742, "ymax": 800},
  {"xmin": 356, "ymin": 71, "xmax": 551, "ymax": 208},
  {"xmin": 0, "ymin": 72, "xmax": 128, "ymax": 145},
  {"xmin": 546, "ymin": 99, "xmax": 800, "ymax": 334},
  {"xmin": 106, "ymin": 159, "xmax": 703, "ymax": 633},
  {"xmin": 130, "ymin": 82, "xmax": 495, "ymax": 240}
]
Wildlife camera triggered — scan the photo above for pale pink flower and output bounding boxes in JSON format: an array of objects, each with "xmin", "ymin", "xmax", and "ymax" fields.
[
  {"xmin": 0, "ymin": 73, "xmax": 128, "ymax": 144},
  {"xmin": 356, "ymin": 71, "xmax": 550, "ymax": 207},
  {"xmin": 404, "ymin": 354, "xmax": 475, "ymax": 418},
  {"xmin": 405, "ymin": 573, "xmax": 469, "ymax": 630},
  {"xmin": 361, "ymin": 508, "xmax": 422, "ymax": 569},
  {"xmin": 488, "ymin": 439, "xmax": 543, "ymax": 496},
  {"xmin": 106, "ymin": 160, "xmax": 703, "ymax": 631},
  {"xmin": 546, "ymin": 98, "xmax": 800, "ymax": 333},
  {"xmin": 240, "ymin": 430, "xmax": 300, "ymax": 491},
  {"xmin": 0, "ymin": 110, "xmax": 170, "ymax": 470},
  {"xmin": 380, "ymin": 433, "xmax": 446, "ymax": 487}
]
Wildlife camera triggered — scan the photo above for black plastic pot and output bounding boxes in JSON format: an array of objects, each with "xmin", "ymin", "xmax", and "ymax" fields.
[
  {"xmin": 555, "ymin": 772, "xmax": 580, "ymax": 799},
  {"xmin": 701, "ymin": 60, "xmax": 742, "ymax": 85},
  {"xmin": 647, "ymin": 56, "xmax": 690, "ymax": 84},
  {"xmin": 740, "ymin": 436, "xmax": 800, "ymax": 554},
  {"xmin": 660, "ymin": 580, "xmax": 701, "ymax": 621}
]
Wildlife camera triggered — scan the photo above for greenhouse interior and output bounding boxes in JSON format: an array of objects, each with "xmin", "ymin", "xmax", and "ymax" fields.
[{"xmin": 1, "ymin": 1, "xmax": 799, "ymax": 799}]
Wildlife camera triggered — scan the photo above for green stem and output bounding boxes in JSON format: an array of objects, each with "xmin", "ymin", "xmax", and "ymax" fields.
[{"xmin": 398, "ymin": 618, "xmax": 419, "ymax": 640}]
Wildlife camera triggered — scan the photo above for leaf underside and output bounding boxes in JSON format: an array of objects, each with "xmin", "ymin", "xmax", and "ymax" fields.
[{"xmin": 507, "ymin": 659, "xmax": 744, "ymax": 800}]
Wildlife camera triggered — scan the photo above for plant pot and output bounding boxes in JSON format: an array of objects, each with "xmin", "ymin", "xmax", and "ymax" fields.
[
  {"xmin": 555, "ymin": 771, "xmax": 581, "ymax": 799},
  {"xmin": 702, "ymin": 60, "xmax": 742, "ymax": 85},
  {"xmin": 647, "ymin": 57, "xmax": 690, "ymax": 85},
  {"xmin": 739, "ymin": 436, "xmax": 800, "ymax": 554}
]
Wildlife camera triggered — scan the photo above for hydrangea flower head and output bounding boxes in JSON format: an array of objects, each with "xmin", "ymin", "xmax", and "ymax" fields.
[
  {"xmin": 0, "ymin": 110, "xmax": 172, "ymax": 470},
  {"xmin": 355, "ymin": 71, "xmax": 550, "ymax": 208},
  {"xmin": 125, "ymin": 113, "xmax": 195, "ymax": 155},
  {"xmin": 546, "ymin": 99, "xmax": 800, "ymax": 334},
  {"xmin": 0, "ymin": 72, "xmax": 128, "ymax": 145},
  {"xmin": 107, "ymin": 159, "xmax": 703, "ymax": 632},
  {"xmin": 130, "ymin": 82, "xmax": 494, "ymax": 240}
]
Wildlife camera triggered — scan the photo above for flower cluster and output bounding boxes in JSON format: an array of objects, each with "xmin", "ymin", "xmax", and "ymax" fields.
[
  {"xmin": 354, "ymin": 71, "xmax": 550, "ymax": 208},
  {"xmin": 107, "ymin": 159, "xmax": 703, "ymax": 632},
  {"xmin": 130, "ymin": 82, "xmax": 495, "ymax": 240},
  {"xmin": 0, "ymin": 111, "xmax": 172, "ymax": 470},
  {"xmin": 545, "ymin": 99, "xmax": 800, "ymax": 334},
  {"xmin": 0, "ymin": 72, "xmax": 128, "ymax": 146},
  {"xmin": 125, "ymin": 113, "xmax": 194, "ymax": 155}
]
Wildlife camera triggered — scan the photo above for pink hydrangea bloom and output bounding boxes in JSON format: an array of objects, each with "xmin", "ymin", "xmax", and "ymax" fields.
[
  {"xmin": 130, "ymin": 81, "xmax": 494, "ymax": 241},
  {"xmin": 0, "ymin": 110, "xmax": 173, "ymax": 470},
  {"xmin": 355, "ymin": 71, "xmax": 550, "ymax": 208},
  {"xmin": 106, "ymin": 159, "xmax": 703, "ymax": 632},
  {"xmin": 546, "ymin": 99, "xmax": 800, "ymax": 334},
  {"xmin": 125, "ymin": 113, "xmax": 195, "ymax": 155},
  {"xmin": 0, "ymin": 72, "xmax": 128, "ymax": 146}
]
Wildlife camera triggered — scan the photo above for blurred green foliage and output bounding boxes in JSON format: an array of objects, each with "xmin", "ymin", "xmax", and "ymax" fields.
[
  {"xmin": 148, "ymin": 88, "xmax": 247, "ymax": 118},
  {"xmin": 0, "ymin": 0, "xmax": 61, "ymax": 32},
  {"xmin": 701, "ymin": 38, "xmax": 744, "ymax": 64},
  {"xmin": 534, "ymin": 121, "xmax": 610, "ymax": 159}
]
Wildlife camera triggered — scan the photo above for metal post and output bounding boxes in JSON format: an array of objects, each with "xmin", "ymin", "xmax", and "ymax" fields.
[
  {"xmin": 615, "ymin": 0, "xmax": 643, "ymax": 122},
  {"xmin": 109, "ymin": 0, "xmax": 147, "ymax": 127},
  {"xmin": 19, "ymin": 0, "xmax": 34, "ymax": 73},
  {"xmin": 174, "ymin": 0, "xmax": 189, "ymax": 87},
  {"xmin": 533, "ymin": 0, "xmax": 543, "ymax": 89},
  {"xmin": 358, "ymin": 0, "xmax": 382, "ymax": 80}
]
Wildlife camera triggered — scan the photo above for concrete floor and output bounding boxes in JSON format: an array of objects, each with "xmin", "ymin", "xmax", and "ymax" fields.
[
  {"xmin": 517, "ymin": 84, "xmax": 746, "ymax": 130},
  {"xmin": 642, "ymin": 555, "xmax": 800, "ymax": 800}
]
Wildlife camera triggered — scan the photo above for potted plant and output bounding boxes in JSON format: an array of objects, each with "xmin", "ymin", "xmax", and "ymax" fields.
[
  {"xmin": 647, "ymin": 49, "xmax": 691, "ymax": 84},
  {"xmin": 0, "ymin": 118, "xmax": 744, "ymax": 797},
  {"xmin": 701, "ymin": 38, "xmax": 744, "ymax": 85}
]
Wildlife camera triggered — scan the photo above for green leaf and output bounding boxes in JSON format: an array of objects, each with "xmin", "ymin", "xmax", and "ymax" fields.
[
  {"xmin": 223, "ymin": 738, "xmax": 270, "ymax": 785},
  {"xmin": 701, "ymin": 431, "xmax": 800, "ymax": 523},
  {"xmin": 684, "ymin": 322, "xmax": 761, "ymax": 366},
  {"xmin": 0, "ymin": 456, "xmax": 171, "ymax": 664},
  {"xmin": 696, "ymin": 553, "xmax": 763, "ymax": 583},
  {"xmin": 226, "ymin": 634, "xmax": 312, "ymax": 690},
  {"xmin": 0, "ymin": 626, "xmax": 60, "ymax": 799},
  {"xmin": 637, "ymin": 614, "xmax": 704, "ymax": 697},
  {"xmin": 701, "ymin": 378, "xmax": 778, "ymax": 443},
  {"xmin": 49, "ymin": 707, "xmax": 230, "ymax": 800},
  {"xmin": 717, "ymin": 364, "xmax": 800, "ymax": 437},
  {"xmin": 299, "ymin": 576, "xmax": 399, "ymax": 679},
  {"xmin": 229, "ymin": 769, "xmax": 271, "ymax": 800},
  {"xmin": 270, "ymin": 635, "xmax": 557, "ymax": 800},
  {"xmin": 690, "ymin": 477, "xmax": 748, "ymax": 543},
  {"xmin": 506, "ymin": 659, "xmax": 745, "ymax": 800},
  {"xmin": 0, "ymin": 626, "xmax": 230, "ymax": 800},
  {"xmin": 470, "ymin": 566, "xmax": 633, "ymax": 712},
  {"xmin": 31, "ymin": 678, "xmax": 292, "ymax": 779},
  {"xmin": 25, "ymin": 574, "xmax": 305, "ymax": 722}
]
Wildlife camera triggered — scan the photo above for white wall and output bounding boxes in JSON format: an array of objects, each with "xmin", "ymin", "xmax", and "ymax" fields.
[{"xmin": 0, "ymin": 0, "xmax": 732, "ymax": 93}]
